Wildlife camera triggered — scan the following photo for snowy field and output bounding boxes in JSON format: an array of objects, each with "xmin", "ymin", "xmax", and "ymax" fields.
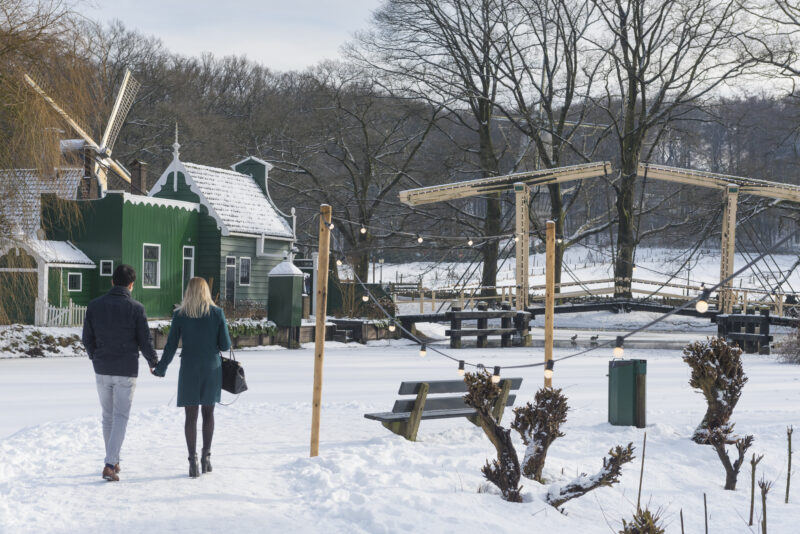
[{"xmin": 1, "ymin": 341, "xmax": 799, "ymax": 533}]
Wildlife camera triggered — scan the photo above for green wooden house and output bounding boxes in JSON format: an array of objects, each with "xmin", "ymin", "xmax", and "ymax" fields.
[
  {"xmin": 148, "ymin": 144, "xmax": 295, "ymax": 308},
  {"xmin": 1, "ymin": 139, "xmax": 295, "ymax": 324}
]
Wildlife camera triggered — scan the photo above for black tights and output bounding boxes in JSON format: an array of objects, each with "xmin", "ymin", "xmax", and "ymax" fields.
[{"xmin": 184, "ymin": 405, "xmax": 214, "ymax": 456}]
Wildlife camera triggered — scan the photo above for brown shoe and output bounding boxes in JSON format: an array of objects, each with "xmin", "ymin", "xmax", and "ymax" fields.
[
  {"xmin": 114, "ymin": 463, "xmax": 120, "ymax": 474},
  {"xmin": 102, "ymin": 465, "xmax": 119, "ymax": 482}
]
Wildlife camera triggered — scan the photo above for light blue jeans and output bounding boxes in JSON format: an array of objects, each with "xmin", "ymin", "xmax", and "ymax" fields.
[{"xmin": 95, "ymin": 374, "xmax": 137, "ymax": 466}]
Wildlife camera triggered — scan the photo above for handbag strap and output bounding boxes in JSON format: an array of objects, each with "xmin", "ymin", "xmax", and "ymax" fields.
[{"xmin": 228, "ymin": 348, "xmax": 237, "ymax": 361}]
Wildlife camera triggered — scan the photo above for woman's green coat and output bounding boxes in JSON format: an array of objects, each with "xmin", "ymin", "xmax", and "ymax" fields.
[{"xmin": 154, "ymin": 306, "xmax": 232, "ymax": 406}]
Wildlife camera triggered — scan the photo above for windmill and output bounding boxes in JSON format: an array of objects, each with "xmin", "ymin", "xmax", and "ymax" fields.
[{"xmin": 23, "ymin": 69, "xmax": 141, "ymax": 193}]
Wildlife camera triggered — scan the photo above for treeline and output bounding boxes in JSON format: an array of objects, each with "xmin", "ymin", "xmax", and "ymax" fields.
[{"xmin": 6, "ymin": 0, "xmax": 800, "ymax": 294}]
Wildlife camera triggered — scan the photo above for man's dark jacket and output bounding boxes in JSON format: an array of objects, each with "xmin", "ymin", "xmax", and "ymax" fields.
[{"xmin": 82, "ymin": 286, "xmax": 158, "ymax": 377}]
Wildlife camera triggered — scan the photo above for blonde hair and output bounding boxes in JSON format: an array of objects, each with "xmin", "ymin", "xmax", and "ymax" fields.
[{"xmin": 180, "ymin": 277, "xmax": 215, "ymax": 318}]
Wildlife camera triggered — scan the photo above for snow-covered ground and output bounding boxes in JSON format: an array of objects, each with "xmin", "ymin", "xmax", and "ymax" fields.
[{"xmin": 1, "ymin": 341, "xmax": 799, "ymax": 533}]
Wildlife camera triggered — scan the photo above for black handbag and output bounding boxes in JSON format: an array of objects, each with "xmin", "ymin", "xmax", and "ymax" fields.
[{"xmin": 221, "ymin": 349, "xmax": 248, "ymax": 394}]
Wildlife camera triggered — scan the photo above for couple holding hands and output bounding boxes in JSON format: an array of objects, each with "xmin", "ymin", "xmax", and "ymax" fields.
[{"xmin": 82, "ymin": 265, "xmax": 231, "ymax": 481}]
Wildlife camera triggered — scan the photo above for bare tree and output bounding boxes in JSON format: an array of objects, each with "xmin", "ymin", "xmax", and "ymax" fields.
[
  {"xmin": 351, "ymin": 0, "xmax": 520, "ymax": 294},
  {"xmin": 265, "ymin": 62, "xmax": 440, "ymax": 280},
  {"xmin": 493, "ymin": 0, "xmax": 612, "ymax": 287},
  {"xmin": 588, "ymin": 0, "xmax": 761, "ymax": 297}
]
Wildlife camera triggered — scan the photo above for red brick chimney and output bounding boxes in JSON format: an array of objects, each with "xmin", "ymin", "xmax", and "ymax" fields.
[{"xmin": 129, "ymin": 159, "xmax": 148, "ymax": 195}]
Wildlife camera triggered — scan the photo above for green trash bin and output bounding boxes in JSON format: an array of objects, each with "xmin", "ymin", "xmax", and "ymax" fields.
[
  {"xmin": 268, "ymin": 260, "xmax": 304, "ymax": 327},
  {"xmin": 608, "ymin": 359, "xmax": 646, "ymax": 428}
]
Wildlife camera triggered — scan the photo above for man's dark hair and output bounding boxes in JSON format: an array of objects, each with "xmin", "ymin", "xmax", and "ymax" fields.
[{"xmin": 112, "ymin": 264, "xmax": 136, "ymax": 287}]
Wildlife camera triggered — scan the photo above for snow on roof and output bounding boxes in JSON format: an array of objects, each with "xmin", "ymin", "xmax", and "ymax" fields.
[
  {"xmin": 269, "ymin": 260, "xmax": 303, "ymax": 276},
  {"xmin": 24, "ymin": 240, "xmax": 94, "ymax": 266},
  {"xmin": 122, "ymin": 192, "xmax": 200, "ymax": 211},
  {"xmin": 0, "ymin": 168, "xmax": 82, "ymax": 236},
  {"xmin": 181, "ymin": 162, "xmax": 294, "ymax": 238}
]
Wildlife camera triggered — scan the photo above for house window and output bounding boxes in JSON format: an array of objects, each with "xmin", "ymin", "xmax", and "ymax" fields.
[
  {"xmin": 239, "ymin": 257, "xmax": 251, "ymax": 286},
  {"xmin": 142, "ymin": 244, "xmax": 161, "ymax": 288},
  {"xmin": 225, "ymin": 256, "xmax": 236, "ymax": 304},
  {"xmin": 67, "ymin": 272, "xmax": 82, "ymax": 292},
  {"xmin": 100, "ymin": 260, "xmax": 113, "ymax": 276},
  {"xmin": 182, "ymin": 246, "xmax": 195, "ymax": 295}
]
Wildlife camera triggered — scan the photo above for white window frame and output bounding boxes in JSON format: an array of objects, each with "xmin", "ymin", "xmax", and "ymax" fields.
[
  {"xmin": 239, "ymin": 257, "xmax": 251, "ymax": 286},
  {"xmin": 99, "ymin": 260, "xmax": 113, "ymax": 277},
  {"xmin": 67, "ymin": 272, "xmax": 82, "ymax": 292},
  {"xmin": 225, "ymin": 256, "xmax": 236, "ymax": 302},
  {"xmin": 182, "ymin": 246, "xmax": 195, "ymax": 294},
  {"xmin": 142, "ymin": 243, "xmax": 161, "ymax": 288}
]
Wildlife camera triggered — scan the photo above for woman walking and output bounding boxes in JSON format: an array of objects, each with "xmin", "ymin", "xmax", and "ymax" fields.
[{"xmin": 154, "ymin": 277, "xmax": 231, "ymax": 477}]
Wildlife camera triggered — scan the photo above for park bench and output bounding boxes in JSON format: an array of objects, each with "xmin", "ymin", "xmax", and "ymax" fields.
[{"xmin": 364, "ymin": 377, "xmax": 523, "ymax": 441}]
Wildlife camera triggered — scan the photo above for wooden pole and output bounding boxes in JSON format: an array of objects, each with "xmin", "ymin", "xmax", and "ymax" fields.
[
  {"xmin": 310, "ymin": 204, "xmax": 332, "ymax": 457},
  {"xmin": 514, "ymin": 183, "xmax": 530, "ymax": 310},
  {"xmin": 545, "ymin": 220, "xmax": 555, "ymax": 388}
]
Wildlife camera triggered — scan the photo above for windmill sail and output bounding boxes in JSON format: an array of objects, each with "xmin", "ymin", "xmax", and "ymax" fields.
[{"xmin": 101, "ymin": 69, "xmax": 141, "ymax": 155}]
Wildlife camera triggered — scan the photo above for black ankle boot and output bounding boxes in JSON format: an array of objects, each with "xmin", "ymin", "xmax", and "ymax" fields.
[
  {"xmin": 188, "ymin": 454, "xmax": 199, "ymax": 478},
  {"xmin": 201, "ymin": 450, "xmax": 212, "ymax": 474}
]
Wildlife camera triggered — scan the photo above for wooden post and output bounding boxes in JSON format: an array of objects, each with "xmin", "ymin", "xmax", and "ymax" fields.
[
  {"xmin": 431, "ymin": 290, "xmax": 436, "ymax": 312},
  {"xmin": 310, "ymin": 204, "xmax": 332, "ymax": 458},
  {"xmin": 778, "ymin": 293, "xmax": 784, "ymax": 317},
  {"xmin": 476, "ymin": 301, "xmax": 489, "ymax": 348},
  {"xmin": 450, "ymin": 304, "xmax": 462, "ymax": 349},
  {"xmin": 419, "ymin": 283, "xmax": 424, "ymax": 313},
  {"xmin": 501, "ymin": 302, "xmax": 512, "ymax": 347},
  {"xmin": 515, "ymin": 183, "xmax": 530, "ymax": 310},
  {"xmin": 719, "ymin": 185, "xmax": 739, "ymax": 314},
  {"xmin": 545, "ymin": 220, "xmax": 555, "ymax": 387}
]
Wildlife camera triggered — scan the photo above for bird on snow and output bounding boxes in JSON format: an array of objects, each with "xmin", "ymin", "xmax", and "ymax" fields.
[
  {"xmin": 570, "ymin": 334, "xmax": 578, "ymax": 341},
  {"xmin": 590, "ymin": 334, "xmax": 599, "ymax": 341}
]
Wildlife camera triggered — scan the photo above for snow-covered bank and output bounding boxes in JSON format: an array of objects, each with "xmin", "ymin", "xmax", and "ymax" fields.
[
  {"xmin": 0, "ymin": 325, "xmax": 84, "ymax": 358},
  {"xmin": 1, "ymin": 345, "xmax": 799, "ymax": 533}
]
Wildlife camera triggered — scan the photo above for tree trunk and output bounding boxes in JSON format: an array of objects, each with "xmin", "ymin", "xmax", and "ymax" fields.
[
  {"xmin": 614, "ymin": 154, "xmax": 638, "ymax": 299},
  {"xmin": 548, "ymin": 183, "xmax": 565, "ymax": 292},
  {"xmin": 478, "ymin": 121, "xmax": 500, "ymax": 296}
]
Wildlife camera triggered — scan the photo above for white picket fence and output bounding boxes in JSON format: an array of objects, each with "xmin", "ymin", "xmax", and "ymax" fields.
[{"xmin": 36, "ymin": 300, "xmax": 87, "ymax": 327}]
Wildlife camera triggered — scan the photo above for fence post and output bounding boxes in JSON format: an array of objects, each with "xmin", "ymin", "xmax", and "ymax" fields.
[
  {"xmin": 450, "ymin": 304, "xmax": 462, "ymax": 349},
  {"xmin": 476, "ymin": 301, "xmax": 488, "ymax": 348},
  {"xmin": 419, "ymin": 284, "xmax": 424, "ymax": 313},
  {"xmin": 778, "ymin": 294, "xmax": 784, "ymax": 317},
  {"xmin": 501, "ymin": 302, "xmax": 512, "ymax": 348},
  {"xmin": 431, "ymin": 290, "xmax": 436, "ymax": 312}
]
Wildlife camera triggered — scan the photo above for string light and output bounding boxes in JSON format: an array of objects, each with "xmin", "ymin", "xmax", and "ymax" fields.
[
  {"xmin": 361, "ymin": 294, "xmax": 369, "ymax": 302},
  {"xmin": 360, "ymin": 227, "xmax": 367, "ymax": 234},
  {"xmin": 544, "ymin": 359, "xmax": 554, "ymax": 380},
  {"xmin": 632, "ymin": 264, "xmax": 637, "ymax": 273},
  {"xmin": 467, "ymin": 238, "xmax": 473, "ymax": 246},
  {"xmin": 388, "ymin": 321, "xmax": 396, "ymax": 332},
  {"xmin": 336, "ymin": 258, "xmax": 343, "ymax": 266},
  {"xmin": 514, "ymin": 236, "xmax": 519, "ymax": 242},
  {"xmin": 419, "ymin": 344, "xmax": 427, "ymax": 358},
  {"xmin": 417, "ymin": 235, "xmax": 424, "ymax": 244},
  {"xmin": 613, "ymin": 336, "xmax": 624, "ymax": 358},
  {"xmin": 457, "ymin": 360, "xmax": 465, "ymax": 377},
  {"xmin": 326, "ymin": 221, "xmax": 334, "ymax": 230},
  {"xmin": 696, "ymin": 285, "xmax": 710, "ymax": 314},
  {"xmin": 491, "ymin": 366, "xmax": 501, "ymax": 384}
]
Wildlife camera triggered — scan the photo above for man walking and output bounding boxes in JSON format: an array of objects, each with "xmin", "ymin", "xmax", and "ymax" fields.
[{"xmin": 82, "ymin": 264, "xmax": 158, "ymax": 482}]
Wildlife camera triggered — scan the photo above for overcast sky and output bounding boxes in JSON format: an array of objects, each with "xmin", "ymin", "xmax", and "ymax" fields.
[{"xmin": 92, "ymin": 0, "xmax": 382, "ymax": 72}]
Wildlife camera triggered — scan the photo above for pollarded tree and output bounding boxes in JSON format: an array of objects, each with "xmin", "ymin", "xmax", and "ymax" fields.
[{"xmin": 511, "ymin": 387, "xmax": 569, "ymax": 482}]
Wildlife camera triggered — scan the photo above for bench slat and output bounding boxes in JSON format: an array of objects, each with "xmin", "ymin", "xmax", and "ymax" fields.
[
  {"xmin": 365, "ymin": 408, "xmax": 480, "ymax": 422},
  {"xmin": 391, "ymin": 394, "xmax": 516, "ymax": 413},
  {"xmin": 397, "ymin": 377, "xmax": 522, "ymax": 395}
]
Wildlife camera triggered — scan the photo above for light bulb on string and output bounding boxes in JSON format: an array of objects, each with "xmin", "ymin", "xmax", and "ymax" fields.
[
  {"xmin": 468, "ymin": 238, "xmax": 473, "ymax": 246},
  {"xmin": 336, "ymin": 258, "xmax": 343, "ymax": 267},
  {"xmin": 360, "ymin": 227, "xmax": 367, "ymax": 234},
  {"xmin": 457, "ymin": 360, "xmax": 465, "ymax": 377},
  {"xmin": 388, "ymin": 321, "xmax": 396, "ymax": 332},
  {"xmin": 544, "ymin": 359, "xmax": 554, "ymax": 380},
  {"xmin": 696, "ymin": 286, "xmax": 710, "ymax": 314},
  {"xmin": 417, "ymin": 235, "xmax": 424, "ymax": 244},
  {"xmin": 514, "ymin": 235, "xmax": 519, "ymax": 242},
  {"xmin": 491, "ymin": 366, "xmax": 501, "ymax": 384},
  {"xmin": 419, "ymin": 344, "xmax": 427, "ymax": 358},
  {"xmin": 326, "ymin": 221, "xmax": 334, "ymax": 230},
  {"xmin": 632, "ymin": 264, "xmax": 637, "ymax": 273},
  {"xmin": 361, "ymin": 294, "xmax": 369, "ymax": 302},
  {"xmin": 613, "ymin": 336, "xmax": 624, "ymax": 359}
]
